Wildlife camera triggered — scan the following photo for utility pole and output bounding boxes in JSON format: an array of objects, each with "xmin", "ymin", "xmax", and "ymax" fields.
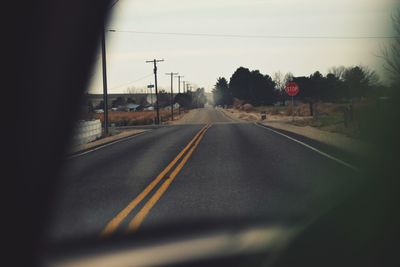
[
  {"xmin": 100, "ymin": 0, "xmax": 120, "ymax": 137},
  {"xmin": 101, "ymin": 26, "xmax": 109, "ymax": 136},
  {"xmin": 176, "ymin": 75, "xmax": 184, "ymax": 115},
  {"xmin": 165, "ymin": 72, "xmax": 178, "ymax": 121},
  {"xmin": 182, "ymin": 81, "xmax": 186, "ymax": 94},
  {"xmin": 146, "ymin": 59, "xmax": 164, "ymax": 125},
  {"xmin": 186, "ymin": 83, "xmax": 190, "ymax": 93},
  {"xmin": 176, "ymin": 75, "xmax": 184, "ymax": 94}
]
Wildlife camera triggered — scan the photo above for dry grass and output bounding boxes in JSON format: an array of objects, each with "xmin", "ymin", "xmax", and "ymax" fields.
[
  {"xmin": 237, "ymin": 101, "xmax": 373, "ymax": 138},
  {"xmin": 85, "ymin": 110, "xmax": 179, "ymax": 126},
  {"xmin": 252, "ymin": 103, "xmax": 310, "ymax": 116}
]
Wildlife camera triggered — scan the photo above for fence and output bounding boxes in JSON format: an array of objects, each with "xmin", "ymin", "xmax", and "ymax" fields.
[{"xmin": 73, "ymin": 119, "xmax": 102, "ymax": 145}]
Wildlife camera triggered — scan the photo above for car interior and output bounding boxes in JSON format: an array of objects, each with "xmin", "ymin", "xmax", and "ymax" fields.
[{"xmin": 3, "ymin": 1, "xmax": 400, "ymax": 266}]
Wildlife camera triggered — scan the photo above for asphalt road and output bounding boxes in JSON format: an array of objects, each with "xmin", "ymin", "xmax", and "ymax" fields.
[{"xmin": 46, "ymin": 107, "xmax": 357, "ymax": 244}]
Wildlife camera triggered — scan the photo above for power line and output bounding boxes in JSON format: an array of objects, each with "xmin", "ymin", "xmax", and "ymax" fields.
[
  {"xmin": 109, "ymin": 73, "xmax": 153, "ymax": 90},
  {"xmin": 108, "ymin": 29, "xmax": 399, "ymax": 40}
]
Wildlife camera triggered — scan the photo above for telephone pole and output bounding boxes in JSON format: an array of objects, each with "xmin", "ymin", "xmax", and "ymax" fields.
[
  {"xmin": 176, "ymin": 75, "xmax": 184, "ymax": 94},
  {"xmin": 165, "ymin": 72, "xmax": 178, "ymax": 121},
  {"xmin": 101, "ymin": 26, "xmax": 109, "ymax": 136},
  {"xmin": 146, "ymin": 59, "xmax": 164, "ymax": 125},
  {"xmin": 182, "ymin": 81, "xmax": 186, "ymax": 94},
  {"xmin": 176, "ymin": 75, "xmax": 184, "ymax": 114},
  {"xmin": 100, "ymin": 0, "xmax": 120, "ymax": 137}
]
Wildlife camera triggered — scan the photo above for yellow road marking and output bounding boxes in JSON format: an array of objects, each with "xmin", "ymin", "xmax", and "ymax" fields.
[
  {"xmin": 127, "ymin": 124, "xmax": 211, "ymax": 232},
  {"xmin": 101, "ymin": 124, "xmax": 209, "ymax": 237}
]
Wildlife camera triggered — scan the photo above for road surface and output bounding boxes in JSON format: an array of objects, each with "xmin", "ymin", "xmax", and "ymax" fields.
[
  {"xmin": 46, "ymin": 107, "xmax": 357, "ymax": 243},
  {"xmin": 172, "ymin": 107, "xmax": 235, "ymax": 124}
]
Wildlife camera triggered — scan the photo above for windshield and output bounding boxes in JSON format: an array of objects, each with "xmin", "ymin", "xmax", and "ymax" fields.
[{"xmin": 45, "ymin": 0, "xmax": 399, "ymax": 262}]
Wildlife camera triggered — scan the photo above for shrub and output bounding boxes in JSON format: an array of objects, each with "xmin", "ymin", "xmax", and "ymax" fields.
[{"xmin": 242, "ymin": 103, "xmax": 254, "ymax": 112}]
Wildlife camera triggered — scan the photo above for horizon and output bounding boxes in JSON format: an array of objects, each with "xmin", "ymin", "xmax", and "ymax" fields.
[{"xmin": 88, "ymin": 0, "xmax": 398, "ymax": 94}]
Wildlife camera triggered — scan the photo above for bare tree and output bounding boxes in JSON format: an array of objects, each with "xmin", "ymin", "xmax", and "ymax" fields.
[
  {"xmin": 284, "ymin": 72, "xmax": 294, "ymax": 84},
  {"xmin": 274, "ymin": 71, "xmax": 285, "ymax": 106},
  {"xmin": 361, "ymin": 66, "xmax": 380, "ymax": 87},
  {"xmin": 125, "ymin": 86, "xmax": 137, "ymax": 95},
  {"xmin": 328, "ymin": 66, "xmax": 346, "ymax": 80},
  {"xmin": 381, "ymin": 10, "xmax": 400, "ymax": 83},
  {"xmin": 273, "ymin": 71, "xmax": 284, "ymax": 90},
  {"xmin": 273, "ymin": 72, "xmax": 292, "ymax": 106}
]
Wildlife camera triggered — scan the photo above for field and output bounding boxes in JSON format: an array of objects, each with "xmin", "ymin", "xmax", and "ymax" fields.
[
  {"xmin": 84, "ymin": 109, "xmax": 182, "ymax": 126},
  {"xmin": 234, "ymin": 101, "xmax": 375, "ymax": 138}
]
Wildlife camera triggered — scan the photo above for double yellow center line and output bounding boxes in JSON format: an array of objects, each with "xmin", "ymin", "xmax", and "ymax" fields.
[{"xmin": 101, "ymin": 124, "xmax": 212, "ymax": 237}]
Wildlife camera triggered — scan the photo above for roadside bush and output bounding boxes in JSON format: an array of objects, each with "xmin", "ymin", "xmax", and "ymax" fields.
[
  {"xmin": 269, "ymin": 107, "xmax": 280, "ymax": 115},
  {"xmin": 297, "ymin": 103, "xmax": 310, "ymax": 116},
  {"xmin": 286, "ymin": 105, "xmax": 294, "ymax": 116},
  {"xmin": 233, "ymin": 98, "xmax": 245, "ymax": 109},
  {"xmin": 242, "ymin": 103, "xmax": 254, "ymax": 112}
]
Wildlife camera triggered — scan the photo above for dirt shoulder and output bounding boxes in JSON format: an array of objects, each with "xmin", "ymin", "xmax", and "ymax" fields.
[
  {"xmin": 220, "ymin": 108, "xmax": 370, "ymax": 157},
  {"xmin": 166, "ymin": 109, "xmax": 194, "ymax": 124}
]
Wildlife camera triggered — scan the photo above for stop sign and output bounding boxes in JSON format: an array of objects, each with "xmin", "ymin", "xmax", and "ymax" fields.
[{"xmin": 285, "ymin": 82, "xmax": 299, "ymax": 96}]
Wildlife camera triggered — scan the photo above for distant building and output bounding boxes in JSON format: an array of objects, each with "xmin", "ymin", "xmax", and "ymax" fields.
[
  {"xmin": 87, "ymin": 93, "xmax": 176, "ymax": 109},
  {"xmin": 125, "ymin": 103, "xmax": 141, "ymax": 112},
  {"xmin": 144, "ymin": 106, "xmax": 154, "ymax": 111},
  {"xmin": 164, "ymin": 103, "xmax": 180, "ymax": 110}
]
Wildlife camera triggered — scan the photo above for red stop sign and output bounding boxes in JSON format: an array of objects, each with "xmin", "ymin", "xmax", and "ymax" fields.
[{"xmin": 285, "ymin": 82, "xmax": 299, "ymax": 96}]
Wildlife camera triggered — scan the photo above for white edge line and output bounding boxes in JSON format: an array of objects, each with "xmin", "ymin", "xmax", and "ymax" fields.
[
  {"xmin": 68, "ymin": 131, "xmax": 149, "ymax": 159},
  {"xmin": 254, "ymin": 123, "xmax": 360, "ymax": 172},
  {"xmin": 216, "ymin": 108, "xmax": 238, "ymax": 122}
]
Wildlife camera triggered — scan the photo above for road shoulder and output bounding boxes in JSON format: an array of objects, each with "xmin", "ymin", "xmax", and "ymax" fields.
[
  {"xmin": 167, "ymin": 109, "xmax": 194, "ymax": 124},
  {"xmin": 68, "ymin": 129, "xmax": 148, "ymax": 155},
  {"xmin": 219, "ymin": 108, "xmax": 371, "ymax": 159}
]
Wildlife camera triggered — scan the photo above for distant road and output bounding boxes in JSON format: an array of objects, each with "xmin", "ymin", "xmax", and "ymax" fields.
[
  {"xmin": 47, "ymin": 107, "xmax": 355, "ymax": 243},
  {"xmin": 173, "ymin": 107, "xmax": 235, "ymax": 124}
]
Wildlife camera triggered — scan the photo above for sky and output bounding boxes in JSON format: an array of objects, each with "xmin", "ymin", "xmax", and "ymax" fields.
[{"xmin": 88, "ymin": 0, "xmax": 399, "ymax": 94}]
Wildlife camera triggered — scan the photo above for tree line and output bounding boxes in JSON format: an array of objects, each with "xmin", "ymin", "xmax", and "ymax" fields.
[
  {"xmin": 86, "ymin": 86, "xmax": 207, "ymax": 112},
  {"xmin": 213, "ymin": 65, "xmax": 387, "ymax": 108},
  {"xmin": 175, "ymin": 88, "xmax": 207, "ymax": 109}
]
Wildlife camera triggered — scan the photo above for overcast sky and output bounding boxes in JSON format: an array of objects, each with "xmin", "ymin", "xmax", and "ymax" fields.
[{"xmin": 88, "ymin": 0, "xmax": 399, "ymax": 94}]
